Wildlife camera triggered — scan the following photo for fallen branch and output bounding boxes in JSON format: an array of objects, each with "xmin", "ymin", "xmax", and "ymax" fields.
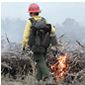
[{"xmin": 1, "ymin": 63, "xmax": 12, "ymax": 69}]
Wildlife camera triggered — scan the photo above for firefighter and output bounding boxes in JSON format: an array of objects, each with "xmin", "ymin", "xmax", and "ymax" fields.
[{"xmin": 22, "ymin": 3, "xmax": 57, "ymax": 82}]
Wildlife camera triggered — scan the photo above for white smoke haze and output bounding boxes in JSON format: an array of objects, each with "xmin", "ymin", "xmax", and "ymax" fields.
[{"xmin": 1, "ymin": 18, "xmax": 85, "ymax": 44}]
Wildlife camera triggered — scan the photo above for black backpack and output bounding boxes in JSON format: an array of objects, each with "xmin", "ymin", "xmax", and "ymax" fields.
[{"xmin": 28, "ymin": 17, "xmax": 51, "ymax": 52}]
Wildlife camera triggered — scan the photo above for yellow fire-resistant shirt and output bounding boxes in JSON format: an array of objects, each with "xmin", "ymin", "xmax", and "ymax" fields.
[{"xmin": 22, "ymin": 16, "xmax": 56, "ymax": 47}]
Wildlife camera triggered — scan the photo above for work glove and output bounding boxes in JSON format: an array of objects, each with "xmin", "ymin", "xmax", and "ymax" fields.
[
  {"xmin": 22, "ymin": 46, "xmax": 25, "ymax": 51},
  {"xmin": 21, "ymin": 45, "xmax": 26, "ymax": 55},
  {"xmin": 22, "ymin": 45, "xmax": 31, "ymax": 52}
]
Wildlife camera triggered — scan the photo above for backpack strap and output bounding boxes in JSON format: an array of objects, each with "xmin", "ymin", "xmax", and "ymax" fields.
[
  {"xmin": 29, "ymin": 17, "xmax": 46, "ymax": 25},
  {"xmin": 29, "ymin": 17, "xmax": 51, "ymax": 33},
  {"xmin": 29, "ymin": 18, "xmax": 36, "ymax": 26}
]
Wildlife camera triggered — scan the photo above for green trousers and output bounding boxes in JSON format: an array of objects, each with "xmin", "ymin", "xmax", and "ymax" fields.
[{"xmin": 33, "ymin": 53, "xmax": 49, "ymax": 81}]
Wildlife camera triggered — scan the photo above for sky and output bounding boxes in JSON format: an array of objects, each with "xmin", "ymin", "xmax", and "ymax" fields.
[{"xmin": 1, "ymin": 2, "xmax": 85, "ymax": 25}]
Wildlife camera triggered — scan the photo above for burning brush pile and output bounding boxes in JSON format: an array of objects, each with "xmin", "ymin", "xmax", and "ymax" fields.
[
  {"xmin": 47, "ymin": 51, "xmax": 85, "ymax": 84},
  {"xmin": 1, "ymin": 51, "xmax": 34, "ymax": 80},
  {"xmin": 46, "ymin": 37, "xmax": 85, "ymax": 84},
  {"xmin": 50, "ymin": 53, "xmax": 69, "ymax": 81},
  {"xmin": 1, "ymin": 36, "xmax": 85, "ymax": 85},
  {"xmin": 1, "ymin": 37, "xmax": 34, "ymax": 80}
]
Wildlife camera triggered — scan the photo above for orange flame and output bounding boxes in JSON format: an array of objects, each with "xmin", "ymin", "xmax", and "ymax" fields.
[{"xmin": 50, "ymin": 53, "xmax": 69, "ymax": 81}]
